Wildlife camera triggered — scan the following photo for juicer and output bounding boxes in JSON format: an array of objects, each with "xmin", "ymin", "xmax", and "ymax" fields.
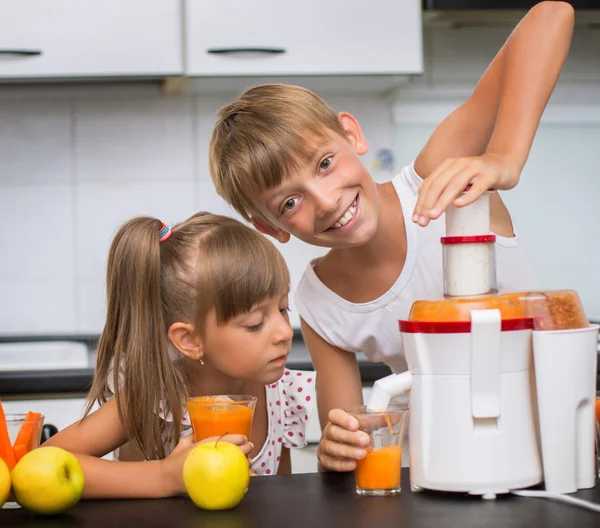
[{"xmin": 367, "ymin": 191, "xmax": 598, "ymax": 498}]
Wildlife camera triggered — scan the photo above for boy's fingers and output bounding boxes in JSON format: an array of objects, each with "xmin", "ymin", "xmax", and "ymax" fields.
[
  {"xmin": 430, "ymin": 168, "xmax": 479, "ymax": 217},
  {"xmin": 455, "ymin": 174, "xmax": 495, "ymax": 207},
  {"xmin": 322, "ymin": 437, "xmax": 367, "ymax": 461},
  {"xmin": 414, "ymin": 159, "xmax": 463, "ymax": 222},
  {"xmin": 317, "ymin": 449, "xmax": 357, "ymax": 472},
  {"xmin": 326, "ymin": 424, "xmax": 370, "ymax": 448},
  {"xmin": 328, "ymin": 409, "xmax": 359, "ymax": 431}
]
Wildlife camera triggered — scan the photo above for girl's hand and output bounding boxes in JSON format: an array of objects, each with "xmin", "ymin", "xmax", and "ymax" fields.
[
  {"xmin": 412, "ymin": 153, "xmax": 521, "ymax": 227},
  {"xmin": 161, "ymin": 434, "xmax": 254, "ymax": 495},
  {"xmin": 317, "ymin": 409, "xmax": 370, "ymax": 472}
]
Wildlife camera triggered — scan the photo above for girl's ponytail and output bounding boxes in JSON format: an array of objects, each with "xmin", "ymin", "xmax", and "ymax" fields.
[{"xmin": 85, "ymin": 217, "xmax": 185, "ymax": 459}]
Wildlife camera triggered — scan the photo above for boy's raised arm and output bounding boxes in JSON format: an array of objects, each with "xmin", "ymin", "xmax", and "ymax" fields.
[{"xmin": 414, "ymin": 1, "xmax": 575, "ymax": 225}]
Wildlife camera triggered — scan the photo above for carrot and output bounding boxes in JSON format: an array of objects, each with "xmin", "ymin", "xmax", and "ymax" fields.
[
  {"xmin": 12, "ymin": 411, "xmax": 42, "ymax": 462},
  {"xmin": 0, "ymin": 400, "xmax": 16, "ymax": 470}
]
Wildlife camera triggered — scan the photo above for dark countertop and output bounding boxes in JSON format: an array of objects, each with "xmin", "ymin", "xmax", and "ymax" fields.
[
  {"xmin": 2, "ymin": 470, "xmax": 600, "ymax": 528},
  {"xmin": 0, "ymin": 333, "xmax": 392, "ymax": 397}
]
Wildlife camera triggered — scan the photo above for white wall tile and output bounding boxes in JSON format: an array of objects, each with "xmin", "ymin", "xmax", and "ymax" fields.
[
  {"xmin": 325, "ymin": 95, "xmax": 396, "ymax": 182},
  {"xmin": 194, "ymin": 94, "xmax": 236, "ymax": 184},
  {"xmin": 197, "ymin": 179, "xmax": 244, "ymax": 221},
  {"xmin": 75, "ymin": 181, "xmax": 197, "ymax": 279},
  {"xmin": 75, "ymin": 97, "xmax": 194, "ymax": 183},
  {"xmin": 78, "ymin": 279, "xmax": 106, "ymax": 334},
  {"xmin": 501, "ymin": 123, "xmax": 600, "ymax": 320},
  {"xmin": 429, "ymin": 26, "xmax": 510, "ymax": 86},
  {"xmin": 0, "ymin": 101, "xmax": 72, "ymax": 185},
  {"xmin": 0, "ymin": 185, "xmax": 74, "ymax": 280},
  {"xmin": 0, "ymin": 279, "xmax": 76, "ymax": 334}
]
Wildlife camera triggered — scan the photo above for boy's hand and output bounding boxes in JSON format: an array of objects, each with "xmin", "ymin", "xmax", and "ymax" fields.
[
  {"xmin": 412, "ymin": 153, "xmax": 521, "ymax": 227},
  {"xmin": 317, "ymin": 409, "xmax": 370, "ymax": 472},
  {"xmin": 162, "ymin": 433, "xmax": 254, "ymax": 495}
]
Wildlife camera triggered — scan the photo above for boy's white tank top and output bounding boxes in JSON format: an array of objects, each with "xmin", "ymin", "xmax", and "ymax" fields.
[{"xmin": 294, "ymin": 162, "xmax": 540, "ymax": 374}]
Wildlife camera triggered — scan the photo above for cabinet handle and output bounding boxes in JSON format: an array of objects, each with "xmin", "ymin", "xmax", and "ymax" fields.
[
  {"xmin": 207, "ymin": 47, "xmax": 286, "ymax": 55},
  {"xmin": 0, "ymin": 49, "xmax": 42, "ymax": 57}
]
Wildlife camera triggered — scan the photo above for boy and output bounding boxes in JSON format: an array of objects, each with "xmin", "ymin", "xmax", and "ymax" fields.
[{"xmin": 209, "ymin": 2, "xmax": 574, "ymax": 472}]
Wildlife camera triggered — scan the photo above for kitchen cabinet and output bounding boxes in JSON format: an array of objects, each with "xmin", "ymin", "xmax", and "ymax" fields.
[
  {"xmin": 185, "ymin": 0, "xmax": 423, "ymax": 76},
  {"xmin": 0, "ymin": 0, "xmax": 182, "ymax": 79}
]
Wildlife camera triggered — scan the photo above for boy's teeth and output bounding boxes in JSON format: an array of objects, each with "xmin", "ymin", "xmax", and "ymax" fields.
[{"xmin": 332, "ymin": 200, "xmax": 357, "ymax": 229}]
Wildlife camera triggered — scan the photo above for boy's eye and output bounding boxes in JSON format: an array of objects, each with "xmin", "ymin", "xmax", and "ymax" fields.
[
  {"xmin": 280, "ymin": 307, "xmax": 290, "ymax": 316},
  {"xmin": 282, "ymin": 198, "xmax": 297, "ymax": 212},
  {"xmin": 319, "ymin": 157, "xmax": 332, "ymax": 171}
]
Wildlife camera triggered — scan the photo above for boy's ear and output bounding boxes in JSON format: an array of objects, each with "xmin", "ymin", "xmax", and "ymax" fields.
[
  {"xmin": 251, "ymin": 217, "xmax": 291, "ymax": 244},
  {"xmin": 337, "ymin": 112, "xmax": 368, "ymax": 155},
  {"xmin": 168, "ymin": 322, "xmax": 204, "ymax": 362}
]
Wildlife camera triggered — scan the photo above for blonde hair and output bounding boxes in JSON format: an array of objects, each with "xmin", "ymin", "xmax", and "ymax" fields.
[
  {"xmin": 85, "ymin": 212, "xmax": 290, "ymax": 460},
  {"xmin": 209, "ymin": 84, "xmax": 346, "ymax": 221}
]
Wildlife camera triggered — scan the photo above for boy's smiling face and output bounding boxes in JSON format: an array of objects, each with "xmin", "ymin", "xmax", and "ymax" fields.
[{"xmin": 251, "ymin": 113, "xmax": 381, "ymax": 249}]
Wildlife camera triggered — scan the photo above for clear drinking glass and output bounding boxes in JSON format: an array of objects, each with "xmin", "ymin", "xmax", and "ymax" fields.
[
  {"xmin": 185, "ymin": 395, "xmax": 257, "ymax": 441},
  {"xmin": 345, "ymin": 404, "xmax": 409, "ymax": 496},
  {"xmin": 1, "ymin": 413, "xmax": 45, "ymax": 510},
  {"xmin": 1, "ymin": 412, "xmax": 45, "ymax": 462}
]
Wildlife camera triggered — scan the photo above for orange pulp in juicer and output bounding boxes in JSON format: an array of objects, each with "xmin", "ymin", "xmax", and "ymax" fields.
[
  {"xmin": 408, "ymin": 290, "xmax": 589, "ymax": 330},
  {"xmin": 186, "ymin": 397, "xmax": 254, "ymax": 441}
]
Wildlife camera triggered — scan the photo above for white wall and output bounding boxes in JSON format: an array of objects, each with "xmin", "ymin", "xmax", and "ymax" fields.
[
  {"xmin": 1, "ymin": 22, "xmax": 599, "ymax": 335},
  {"xmin": 0, "ymin": 84, "xmax": 395, "ymax": 333}
]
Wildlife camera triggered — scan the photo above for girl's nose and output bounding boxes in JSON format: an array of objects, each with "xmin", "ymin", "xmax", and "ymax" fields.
[{"xmin": 274, "ymin": 313, "xmax": 294, "ymax": 344}]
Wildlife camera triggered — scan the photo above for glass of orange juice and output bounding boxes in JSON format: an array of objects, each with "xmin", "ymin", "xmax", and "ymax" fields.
[
  {"xmin": 345, "ymin": 404, "xmax": 409, "ymax": 496},
  {"xmin": 185, "ymin": 395, "xmax": 257, "ymax": 441}
]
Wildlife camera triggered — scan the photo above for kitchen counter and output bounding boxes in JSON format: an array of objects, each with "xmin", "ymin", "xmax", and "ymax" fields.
[
  {"xmin": 2, "ymin": 329, "xmax": 599, "ymax": 397},
  {"xmin": 2, "ymin": 470, "xmax": 600, "ymax": 528},
  {"xmin": 0, "ymin": 333, "xmax": 392, "ymax": 397}
]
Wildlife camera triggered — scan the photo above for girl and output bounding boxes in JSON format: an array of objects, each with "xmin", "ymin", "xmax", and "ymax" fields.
[{"xmin": 45, "ymin": 212, "xmax": 315, "ymax": 498}]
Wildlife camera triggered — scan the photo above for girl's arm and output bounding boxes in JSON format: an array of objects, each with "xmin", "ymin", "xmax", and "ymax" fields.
[
  {"xmin": 43, "ymin": 397, "xmax": 177, "ymax": 498},
  {"xmin": 43, "ymin": 397, "xmax": 127, "ymax": 457},
  {"xmin": 413, "ymin": 1, "xmax": 575, "ymax": 225},
  {"xmin": 277, "ymin": 447, "xmax": 291, "ymax": 475},
  {"xmin": 45, "ymin": 397, "xmax": 253, "ymax": 498}
]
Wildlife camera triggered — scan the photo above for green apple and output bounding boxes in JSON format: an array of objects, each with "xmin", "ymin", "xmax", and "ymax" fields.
[
  {"xmin": 11, "ymin": 446, "xmax": 84, "ymax": 515},
  {"xmin": 0, "ymin": 458, "xmax": 10, "ymax": 507},
  {"xmin": 183, "ymin": 439, "xmax": 249, "ymax": 511}
]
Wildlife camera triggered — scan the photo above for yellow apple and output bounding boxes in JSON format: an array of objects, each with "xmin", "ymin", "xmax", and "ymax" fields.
[
  {"xmin": 11, "ymin": 446, "xmax": 85, "ymax": 515},
  {"xmin": 0, "ymin": 458, "xmax": 10, "ymax": 507},
  {"xmin": 183, "ymin": 439, "xmax": 250, "ymax": 511}
]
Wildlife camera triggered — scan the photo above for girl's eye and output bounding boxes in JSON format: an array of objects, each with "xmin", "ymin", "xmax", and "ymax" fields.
[
  {"xmin": 282, "ymin": 198, "xmax": 298, "ymax": 213},
  {"xmin": 319, "ymin": 157, "xmax": 332, "ymax": 171},
  {"xmin": 280, "ymin": 307, "xmax": 291, "ymax": 316},
  {"xmin": 247, "ymin": 321, "xmax": 264, "ymax": 332}
]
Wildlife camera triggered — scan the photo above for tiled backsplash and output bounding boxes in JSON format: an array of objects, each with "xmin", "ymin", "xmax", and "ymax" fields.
[
  {"xmin": 0, "ymin": 89, "xmax": 394, "ymax": 334},
  {"xmin": 2, "ymin": 24, "xmax": 599, "ymax": 335}
]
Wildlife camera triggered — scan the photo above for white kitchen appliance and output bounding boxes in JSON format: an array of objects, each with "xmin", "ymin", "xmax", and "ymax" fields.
[{"xmin": 367, "ymin": 191, "xmax": 598, "ymax": 499}]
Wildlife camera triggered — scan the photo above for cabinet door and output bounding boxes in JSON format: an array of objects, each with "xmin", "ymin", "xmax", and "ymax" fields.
[
  {"xmin": 186, "ymin": 0, "xmax": 422, "ymax": 76},
  {"xmin": 0, "ymin": 0, "xmax": 182, "ymax": 79}
]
